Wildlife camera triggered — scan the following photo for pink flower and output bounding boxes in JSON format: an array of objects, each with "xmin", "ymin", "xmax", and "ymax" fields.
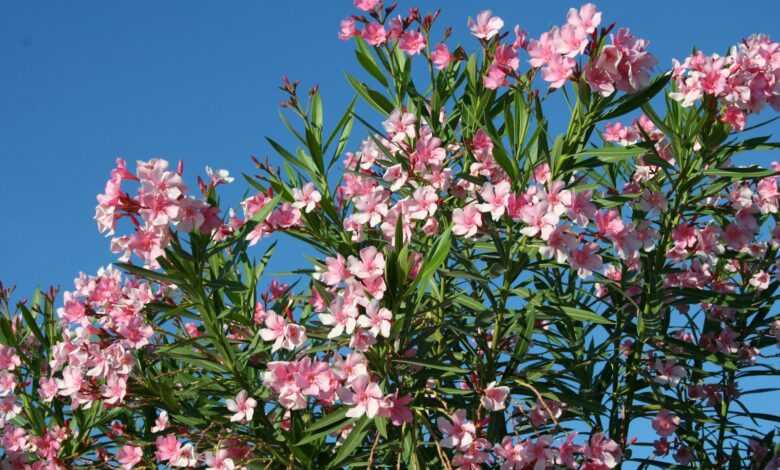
[
  {"xmin": 558, "ymin": 433, "xmax": 581, "ymax": 469},
  {"xmin": 39, "ymin": 377, "xmax": 58, "ymax": 402},
  {"xmin": 567, "ymin": 3, "xmax": 601, "ymax": 35},
  {"xmin": 0, "ymin": 346, "xmax": 21, "ymax": 371},
  {"xmin": 476, "ymin": 181, "xmax": 511, "ymax": 221},
  {"xmin": 654, "ymin": 359, "xmax": 686, "ymax": 386},
  {"xmin": 431, "ymin": 44, "xmax": 453, "ymax": 69},
  {"xmin": 316, "ymin": 254, "xmax": 350, "ymax": 286},
  {"xmin": 354, "ymin": 0, "xmax": 380, "ymax": 12},
  {"xmin": 320, "ymin": 295, "xmax": 359, "ymax": 339},
  {"xmin": 102, "ymin": 374, "xmax": 127, "ymax": 404},
  {"xmin": 56, "ymin": 365, "xmax": 83, "ymax": 398},
  {"xmin": 205, "ymin": 166, "xmax": 233, "ymax": 186},
  {"xmin": 260, "ymin": 312, "xmax": 306, "ymax": 352},
  {"xmin": 542, "ymin": 54, "xmax": 575, "ymax": 89},
  {"xmin": 379, "ymin": 391, "xmax": 413, "ymax": 426},
  {"xmin": 569, "ymin": 242, "xmax": 603, "ymax": 278},
  {"xmin": 483, "ymin": 65, "xmax": 508, "ymax": 90},
  {"xmin": 584, "ymin": 433, "xmax": 621, "ymax": 468},
  {"xmin": 383, "ymin": 109, "xmax": 416, "ymax": 143},
  {"xmin": 399, "ymin": 31, "xmax": 426, "ymax": 55},
  {"xmin": 362, "ymin": 23, "xmax": 387, "ymax": 46},
  {"xmin": 226, "ymin": 390, "xmax": 257, "ymax": 423},
  {"xmin": 530, "ymin": 399, "xmax": 563, "ymax": 427},
  {"xmin": 154, "ymin": 434, "xmax": 182, "ymax": 462},
  {"xmin": 338, "ymin": 17, "xmax": 359, "ymax": 41},
  {"xmin": 651, "ymin": 409, "xmax": 680, "ymax": 437},
  {"xmin": 438, "ymin": 409, "xmax": 476, "ymax": 450},
  {"xmin": 339, "ymin": 374, "xmax": 384, "ymax": 418},
  {"xmin": 468, "ymin": 10, "xmax": 504, "ymax": 40},
  {"xmin": 152, "ymin": 410, "xmax": 169, "ymax": 433},
  {"xmin": 495, "ymin": 437, "xmax": 527, "ymax": 469},
  {"xmin": 750, "ymin": 270, "xmax": 770, "ymax": 290},
  {"xmin": 117, "ymin": 445, "xmax": 143, "ymax": 469},
  {"xmin": 292, "ymin": 182, "xmax": 322, "ymax": 213},
  {"xmin": 348, "ymin": 246, "xmax": 386, "ymax": 279},
  {"xmin": 453, "ymin": 204, "xmax": 483, "ymax": 238},
  {"xmin": 528, "ymin": 30, "xmax": 557, "ymax": 68},
  {"xmin": 204, "ymin": 449, "xmax": 236, "ymax": 470},
  {"xmin": 357, "ymin": 300, "xmax": 392, "ymax": 338},
  {"xmin": 480, "ymin": 381, "xmax": 510, "ymax": 411},
  {"xmin": 512, "ymin": 25, "xmax": 528, "ymax": 50},
  {"xmin": 555, "ymin": 24, "xmax": 588, "ymax": 58}
]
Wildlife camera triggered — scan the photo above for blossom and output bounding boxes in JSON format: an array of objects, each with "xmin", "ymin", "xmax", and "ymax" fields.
[
  {"xmin": 117, "ymin": 445, "xmax": 143, "ymax": 469},
  {"xmin": 476, "ymin": 181, "xmax": 511, "ymax": 221},
  {"xmin": 399, "ymin": 31, "xmax": 426, "ymax": 55},
  {"xmin": 339, "ymin": 374, "xmax": 384, "ymax": 418},
  {"xmin": 348, "ymin": 246, "xmax": 386, "ymax": 279},
  {"xmin": 0, "ymin": 346, "xmax": 21, "ymax": 371},
  {"xmin": 226, "ymin": 390, "xmax": 257, "ymax": 423},
  {"xmin": 339, "ymin": 18, "xmax": 359, "ymax": 41},
  {"xmin": 292, "ymin": 182, "xmax": 322, "ymax": 213},
  {"xmin": 431, "ymin": 43, "xmax": 453, "ymax": 69},
  {"xmin": 542, "ymin": 54, "xmax": 576, "ymax": 89},
  {"xmin": 438, "ymin": 409, "xmax": 476, "ymax": 450},
  {"xmin": 320, "ymin": 295, "xmax": 359, "ymax": 338},
  {"xmin": 152, "ymin": 410, "xmax": 169, "ymax": 433},
  {"xmin": 357, "ymin": 301, "xmax": 392, "ymax": 338},
  {"xmin": 260, "ymin": 312, "xmax": 306, "ymax": 352},
  {"xmin": 205, "ymin": 166, "xmax": 234, "ymax": 185},
  {"xmin": 383, "ymin": 109, "xmax": 416, "ymax": 142},
  {"xmin": 567, "ymin": 3, "xmax": 601, "ymax": 35},
  {"xmin": 379, "ymin": 391, "xmax": 413, "ymax": 426},
  {"xmin": 651, "ymin": 409, "xmax": 680, "ymax": 437},
  {"xmin": 468, "ymin": 10, "xmax": 504, "ymax": 40},
  {"xmin": 354, "ymin": 0, "xmax": 380, "ymax": 12},
  {"xmin": 481, "ymin": 381, "xmax": 510, "ymax": 411},
  {"xmin": 584, "ymin": 433, "xmax": 622, "ymax": 468},
  {"xmin": 362, "ymin": 23, "xmax": 387, "ymax": 46},
  {"xmin": 453, "ymin": 204, "xmax": 483, "ymax": 238},
  {"xmin": 569, "ymin": 242, "xmax": 603, "ymax": 278},
  {"xmin": 205, "ymin": 449, "xmax": 236, "ymax": 470}
]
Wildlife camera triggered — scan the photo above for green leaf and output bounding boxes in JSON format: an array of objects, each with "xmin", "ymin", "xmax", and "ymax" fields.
[
  {"xmin": 414, "ymin": 228, "xmax": 452, "ymax": 301},
  {"xmin": 546, "ymin": 305, "xmax": 614, "ymax": 325},
  {"xmin": 703, "ymin": 166, "xmax": 776, "ymax": 179},
  {"xmin": 394, "ymin": 358, "xmax": 471, "ymax": 375},
  {"xmin": 574, "ymin": 145, "xmax": 648, "ymax": 162},
  {"xmin": 453, "ymin": 294, "xmax": 488, "ymax": 313},
  {"xmin": 328, "ymin": 416, "xmax": 370, "ymax": 468},
  {"xmin": 114, "ymin": 262, "xmax": 181, "ymax": 284},
  {"xmin": 346, "ymin": 74, "xmax": 394, "ymax": 115},
  {"xmin": 598, "ymin": 72, "xmax": 672, "ymax": 122},
  {"xmin": 354, "ymin": 37, "xmax": 389, "ymax": 87}
]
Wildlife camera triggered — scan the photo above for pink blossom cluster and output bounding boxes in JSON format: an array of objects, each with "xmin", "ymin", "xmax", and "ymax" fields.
[
  {"xmin": 437, "ymin": 408, "xmax": 623, "ymax": 470},
  {"xmin": 670, "ymin": 34, "xmax": 780, "ymax": 130},
  {"xmin": 2, "ymin": 267, "xmax": 155, "ymax": 467},
  {"xmin": 262, "ymin": 353, "xmax": 412, "ymax": 426},
  {"xmin": 95, "ymin": 159, "xmax": 226, "ymax": 268},
  {"xmin": 338, "ymin": 1, "xmax": 428, "ymax": 56},
  {"xmin": 239, "ymin": 186, "xmax": 311, "ymax": 246}
]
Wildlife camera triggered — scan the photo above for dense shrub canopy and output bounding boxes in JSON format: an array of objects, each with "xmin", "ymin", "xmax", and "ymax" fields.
[{"xmin": 2, "ymin": 1, "xmax": 780, "ymax": 469}]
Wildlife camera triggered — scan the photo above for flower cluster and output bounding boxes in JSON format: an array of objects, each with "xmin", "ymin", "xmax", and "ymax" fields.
[
  {"xmin": 95, "ymin": 159, "xmax": 227, "ymax": 268},
  {"xmin": 671, "ymin": 34, "xmax": 780, "ymax": 130}
]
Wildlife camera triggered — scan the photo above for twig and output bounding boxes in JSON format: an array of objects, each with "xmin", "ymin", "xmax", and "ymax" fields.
[{"xmin": 367, "ymin": 430, "xmax": 380, "ymax": 469}]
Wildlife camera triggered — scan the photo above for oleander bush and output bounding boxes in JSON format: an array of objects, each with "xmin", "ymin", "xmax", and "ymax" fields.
[{"xmin": 3, "ymin": 1, "xmax": 780, "ymax": 468}]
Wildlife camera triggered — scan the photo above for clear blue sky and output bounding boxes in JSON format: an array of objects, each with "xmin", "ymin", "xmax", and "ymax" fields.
[{"xmin": 1, "ymin": 0, "xmax": 779, "ymax": 461}]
